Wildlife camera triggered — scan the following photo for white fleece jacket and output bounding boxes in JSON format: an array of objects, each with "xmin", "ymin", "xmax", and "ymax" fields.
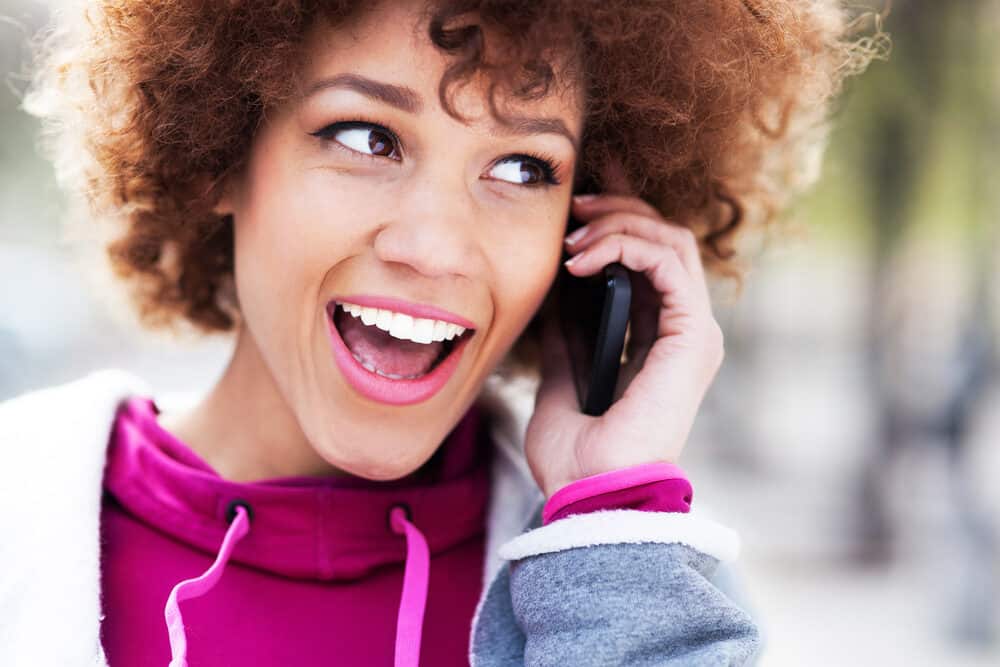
[{"xmin": 0, "ymin": 368, "xmax": 741, "ymax": 666}]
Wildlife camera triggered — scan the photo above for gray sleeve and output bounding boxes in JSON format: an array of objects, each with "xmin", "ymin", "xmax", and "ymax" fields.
[{"xmin": 507, "ymin": 541, "xmax": 760, "ymax": 666}]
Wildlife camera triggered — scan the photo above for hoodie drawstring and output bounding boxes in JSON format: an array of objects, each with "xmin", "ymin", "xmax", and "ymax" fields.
[
  {"xmin": 162, "ymin": 500, "xmax": 430, "ymax": 667},
  {"xmin": 388, "ymin": 504, "xmax": 430, "ymax": 667},
  {"xmin": 164, "ymin": 500, "xmax": 251, "ymax": 667}
]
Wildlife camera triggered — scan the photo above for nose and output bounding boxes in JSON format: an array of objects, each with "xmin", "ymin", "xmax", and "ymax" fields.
[{"xmin": 372, "ymin": 169, "xmax": 483, "ymax": 280}]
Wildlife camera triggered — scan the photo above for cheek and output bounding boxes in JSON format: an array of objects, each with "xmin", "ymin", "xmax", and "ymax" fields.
[
  {"xmin": 488, "ymin": 222, "xmax": 564, "ymax": 337},
  {"xmin": 232, "ymin": 164, "xmax": 369, "ymax": 326}
]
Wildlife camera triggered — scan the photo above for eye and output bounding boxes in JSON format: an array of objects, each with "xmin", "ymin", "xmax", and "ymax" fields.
[
  {"xmin": 310, "ymin": 120, "xmax": 401, "ymax": 161},
  {"xmin": 309, "ymin": 120, "xmax": 562, "ymax": 188},
  {"xmin": 488, "ymin": 153, "xmax": 562, "ymax": 188}
]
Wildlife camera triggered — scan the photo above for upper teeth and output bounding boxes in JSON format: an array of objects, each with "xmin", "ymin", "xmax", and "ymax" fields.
[{"xmin": 336, "ymin": 301, "xmax": 468, "ymax": 344}]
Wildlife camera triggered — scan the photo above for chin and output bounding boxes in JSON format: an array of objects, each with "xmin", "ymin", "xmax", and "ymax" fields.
[{"xmin": 326, "ymin": 446, "xmax": 432, "ymax": 481}]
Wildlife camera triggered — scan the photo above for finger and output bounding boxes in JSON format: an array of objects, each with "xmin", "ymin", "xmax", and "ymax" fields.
[
  {"xmin": 570, "ymin": 193, "xmax": 662, "ymax": 223},
  {"xmin": 534, "ymin": 306, "xmax": 580, "ymax": 417},
  {"xmin": 617, "ymin": 310, "xmax": 656, "ymax": 399},
  {"xmin": 625, "ymin": 279, "xmax": 659, "ymax": 359},
  {"xmin": 566, "ymin": 230, "xmax": 710, "ymax": 322},
  {"xmin": 564, "ymin": 233, "xmax": 710, "ymax": 333},
  {"xmin": 566, "ymin": 211, "xmax": 708, "ymax": 288}
]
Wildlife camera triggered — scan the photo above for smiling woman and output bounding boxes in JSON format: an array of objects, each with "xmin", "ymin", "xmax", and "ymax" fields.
[
  {"xmin": 6, "ymin": 0, "xmax": 879, "ymax": 665},
  {"xmin": 162, "ymin": 0, "xmax": 589, "ymax": 486}
]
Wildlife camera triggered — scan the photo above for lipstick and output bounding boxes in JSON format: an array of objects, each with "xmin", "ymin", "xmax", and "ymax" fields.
[{"xmin": 324, "ymin": 302, "xmax": 472, "ymax": 406}]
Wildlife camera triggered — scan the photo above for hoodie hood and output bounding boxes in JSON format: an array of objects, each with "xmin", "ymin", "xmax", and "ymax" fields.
[
  {"xmin": 147, "ymin": 369, "xmax": 546, "ymax": 588},
  {"xmin": 103, "ymin": 394, "xmax": 491, "ymax": 580},
  {"xmin": 97, "ymin": 373, "xmax": 541, "ymax": 666}
]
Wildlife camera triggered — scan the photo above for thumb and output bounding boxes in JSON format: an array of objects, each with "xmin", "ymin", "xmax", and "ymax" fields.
[{"xmin": 534, "ymin": 306, "xmax": 579, "ymax": 416}]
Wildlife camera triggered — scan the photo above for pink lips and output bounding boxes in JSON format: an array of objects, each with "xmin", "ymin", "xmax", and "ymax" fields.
[{"xmin": 324, "ymin": 300, "xmax": 473, "ymax": 406}]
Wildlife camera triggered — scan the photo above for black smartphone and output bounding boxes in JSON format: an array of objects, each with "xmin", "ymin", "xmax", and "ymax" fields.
[{"xmin": 556, "ymin": 179, "xmax": 632, "ymax": 416}]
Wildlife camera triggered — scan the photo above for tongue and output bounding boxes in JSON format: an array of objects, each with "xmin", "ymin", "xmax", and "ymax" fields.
[{"xmin": 336, "ymin": 309, "xmax": 444, "ymax": 378}]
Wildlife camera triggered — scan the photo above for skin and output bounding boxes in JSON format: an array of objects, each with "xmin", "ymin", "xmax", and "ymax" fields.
[
  {"xmin": 162, "ymin": 0, "xmax": 726, "ymax": 500},
  {"xmin": 160, "ymin": 0, "xmax": 586, "ymax": 483},
  {"xmin": 527, "ymin": 187, "xmax": 726, "ymax": 498}
]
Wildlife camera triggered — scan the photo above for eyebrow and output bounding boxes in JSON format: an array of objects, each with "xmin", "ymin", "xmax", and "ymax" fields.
[{"xmin": 304, "ymin": 73, "xmax": 579, "ymax": 153}]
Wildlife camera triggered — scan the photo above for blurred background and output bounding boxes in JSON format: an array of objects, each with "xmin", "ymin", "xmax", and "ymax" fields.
[{"xmin": 1, "ymin": 1, "xmax": 998, "ymax": 665}]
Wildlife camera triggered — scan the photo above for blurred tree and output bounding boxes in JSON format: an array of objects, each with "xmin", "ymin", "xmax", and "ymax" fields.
[{"xmin": 842, "ymin": 0, "xmax": 999, "ymax": 645}]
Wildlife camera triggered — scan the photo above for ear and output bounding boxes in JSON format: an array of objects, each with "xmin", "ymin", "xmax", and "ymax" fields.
[
  {"xmin": 213, "ymin": 174, "xmax": 239, "ymax": 217},
  {"xmin": 212, "ymin": 187, "xmax": 235, "ymax": 217},
  {"xmin": 193, "ymin": 172, "xmax": 238, "ymax": 217}
]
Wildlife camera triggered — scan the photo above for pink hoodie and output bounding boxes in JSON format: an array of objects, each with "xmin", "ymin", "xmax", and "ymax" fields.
[
  {"xmin": 99, "ymin": 395, "xmax": 693, "ymax": 665},
  {"xmin": 100, "ymin": 396, "xmax": 490, "ymax": 666}
]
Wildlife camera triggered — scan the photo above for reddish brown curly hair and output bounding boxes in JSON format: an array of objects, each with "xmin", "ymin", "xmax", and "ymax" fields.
[{"xmin": 21, "ymin": 0, "xmax": 881, "ymax": 371}]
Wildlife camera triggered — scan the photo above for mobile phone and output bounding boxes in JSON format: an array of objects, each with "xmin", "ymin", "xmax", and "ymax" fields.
[{"xmin": 556, "ymin": 185, "xmax": 632, "ymax": 416}]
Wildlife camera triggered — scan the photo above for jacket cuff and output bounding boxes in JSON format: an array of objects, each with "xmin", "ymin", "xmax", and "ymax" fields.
[
  {"xmin": 497, "ymin": 509, "xmax": 740, "ymax": 563},
  {"xmin": 542, "ymin": 462, "xmax": 692, "ymax": 525}
]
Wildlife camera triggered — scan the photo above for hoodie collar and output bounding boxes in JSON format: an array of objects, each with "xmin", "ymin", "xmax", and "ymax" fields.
[{"xmin": 102, "ymin": 395, "xmax": 491, "ymax": 580}]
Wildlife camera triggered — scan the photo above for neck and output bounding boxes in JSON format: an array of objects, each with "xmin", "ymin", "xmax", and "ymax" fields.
[{"xmin": 158, "ymin": 325, "xmax": 353, "ymax": 482}]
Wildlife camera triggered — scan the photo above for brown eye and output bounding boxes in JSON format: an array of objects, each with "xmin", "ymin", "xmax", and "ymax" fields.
[
  {"xmin": 313, "ymin": 121, "xmax": 401, "ymax": 161},
  {"xmin": 520, "ymin": 163, "xmax": 544, "ymax": 184},
  {"xmin": 367, "ymin": 129, "xmax": 394, "ymax": 157},
  {"xmin": 488, "ymin": 155, "xmax": 559, "ymax": 187}
]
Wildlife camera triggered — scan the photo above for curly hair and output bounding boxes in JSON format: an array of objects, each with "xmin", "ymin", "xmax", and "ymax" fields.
[{"xmin": 19, "ymin": 0, "xmax": 883, "ymax": 372}]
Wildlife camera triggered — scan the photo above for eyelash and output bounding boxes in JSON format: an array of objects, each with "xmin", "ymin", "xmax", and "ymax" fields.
[{"xmin": 309, "ymin": 117, "xmax": 563, "ymax": 188}]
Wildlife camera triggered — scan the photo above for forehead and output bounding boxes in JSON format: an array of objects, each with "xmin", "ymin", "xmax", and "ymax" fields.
[{"xmin": 296, "ymin": 0, "xmax": 584, "ymax": 132}]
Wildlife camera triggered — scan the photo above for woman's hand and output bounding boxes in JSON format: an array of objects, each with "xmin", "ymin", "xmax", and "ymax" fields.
[{"xmin": 524, "ymin": 170, "xmax": 725, "ymax": 501}]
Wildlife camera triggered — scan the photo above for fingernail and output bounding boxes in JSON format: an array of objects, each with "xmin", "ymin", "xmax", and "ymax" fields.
[
  {"xmin": 564, "ymin": 250, "xmax": 585, "ymax": 267},
  {"xmin": 564, "ymin": 225, "xmax": 589, "ymax": 246},
  {"xmin": 572, "ymin": 193, "xmax": 597, "ymax": 204}
]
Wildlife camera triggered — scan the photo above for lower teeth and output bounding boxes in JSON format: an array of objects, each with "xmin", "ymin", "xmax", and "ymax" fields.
[
  {"xmin": 351, "ymin": 351, "xmax": 430, "ymax": 380},
  {"xmin": 335, "ymin": 305, "xmax": 459, "ymax": 380}
]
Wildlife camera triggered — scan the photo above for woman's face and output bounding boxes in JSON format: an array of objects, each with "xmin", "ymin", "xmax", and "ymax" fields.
[{"xmin": 216, "ymin": 0, "xmax": 584, "ymax": 479}]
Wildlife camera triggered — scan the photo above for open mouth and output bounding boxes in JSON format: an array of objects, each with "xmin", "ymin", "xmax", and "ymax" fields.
[{"xmin": 328, "ymin": 301, "xmax": 474, "ymax": 381}]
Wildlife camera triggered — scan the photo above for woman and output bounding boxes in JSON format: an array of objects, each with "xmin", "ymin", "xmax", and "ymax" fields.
[{"xmin": 3, "ymin": 0, "xmax": 870, "ymax": 664}]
